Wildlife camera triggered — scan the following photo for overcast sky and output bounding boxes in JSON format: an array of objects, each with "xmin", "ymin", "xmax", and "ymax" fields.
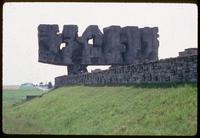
[{"xmin": 3, "ymin": 2, "xmax": 197, "ymax": 85}]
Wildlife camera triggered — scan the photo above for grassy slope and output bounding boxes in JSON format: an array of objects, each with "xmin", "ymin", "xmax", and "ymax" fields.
[{"xmin": 3, "ymin": 84, "xmax": 197, "ymax": 135}]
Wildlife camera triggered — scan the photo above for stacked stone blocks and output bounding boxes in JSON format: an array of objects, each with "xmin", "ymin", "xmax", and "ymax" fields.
[{"xmin": 55, "ymin": 55, "xmax": 197, "ymax": 87}]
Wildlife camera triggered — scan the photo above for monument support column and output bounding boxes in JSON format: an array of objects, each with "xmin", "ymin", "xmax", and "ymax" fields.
[{"xmin": 67, "ymin": 64, "xmax": 88, "ymax": 75}]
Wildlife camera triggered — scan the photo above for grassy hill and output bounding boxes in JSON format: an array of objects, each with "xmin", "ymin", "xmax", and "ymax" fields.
[{"xmin": 3, "ymin": 84, "xmax": 197, "ymax": 135}]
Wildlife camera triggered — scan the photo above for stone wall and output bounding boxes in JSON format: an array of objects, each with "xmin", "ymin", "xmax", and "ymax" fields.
[
  {"xmin": 178, "ymin": 48, "xmax": 197, "ymax": 57},
  {"xmin": 55, "ymin": 55, "xmax": 197, "ymax": 88}
]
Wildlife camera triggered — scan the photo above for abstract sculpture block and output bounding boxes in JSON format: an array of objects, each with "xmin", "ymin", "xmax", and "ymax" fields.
[{"xmin": 38, "ymin": 25, "xmax": 159, "ymax": 75}]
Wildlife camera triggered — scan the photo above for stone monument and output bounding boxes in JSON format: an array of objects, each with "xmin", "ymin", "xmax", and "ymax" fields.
[{"xmin": 38, "ymin": 25, "xmax": 159, "ymax": 75}]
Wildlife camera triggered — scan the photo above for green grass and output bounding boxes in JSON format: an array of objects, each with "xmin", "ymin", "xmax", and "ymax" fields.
[
  {"xmin": 3, "ymin": 88, "xmax": 46, "ymax": 107},
  {"xmin": 2, "ymin": 84, "xmax": 197, "ymax": 135}
]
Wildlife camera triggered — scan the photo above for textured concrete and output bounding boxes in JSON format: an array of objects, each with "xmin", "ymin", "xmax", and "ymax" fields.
[{"xmin": 38, "ymin": 25, "xmax": 159, "ymax": 74}]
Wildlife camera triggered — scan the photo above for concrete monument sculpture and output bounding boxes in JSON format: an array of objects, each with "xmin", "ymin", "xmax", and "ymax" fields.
[{"xmin": 38, "ymin": 25, "xmax": 159, "ymax": 75}]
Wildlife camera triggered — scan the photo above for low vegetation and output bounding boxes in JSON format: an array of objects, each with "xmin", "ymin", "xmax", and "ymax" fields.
[{"xmin": 3, "ymin": 84, "xmax": 197, "ymax": 135}]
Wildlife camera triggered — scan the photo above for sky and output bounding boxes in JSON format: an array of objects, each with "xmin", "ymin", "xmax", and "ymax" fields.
[{"xmin": 3, "ymin": 2, "xmax": 198, "ymax": 85}]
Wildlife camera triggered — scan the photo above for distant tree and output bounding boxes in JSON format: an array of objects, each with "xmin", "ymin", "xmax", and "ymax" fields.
[
  {"xmin": 48, "ymin": 82, "xmax": 53, "ymax": 89},
  {"xmin": 39, "ymin": 82, "xmax": 43, "ymax": 86}
]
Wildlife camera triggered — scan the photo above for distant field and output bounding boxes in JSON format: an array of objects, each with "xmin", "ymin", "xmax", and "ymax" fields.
[
  {"xmin": 3, "ymin": 88, "xmax": 46, "ymax": 107},
  {"xmin": 3, "ymin": 84, "xmax": 197, "ymax": 135},
  {"xmin": 3, "ymin": 85, "xmax": 20, "ymax": 90}
]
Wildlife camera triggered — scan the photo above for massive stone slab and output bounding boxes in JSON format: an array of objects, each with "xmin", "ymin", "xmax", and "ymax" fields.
[
  {"xmin": 79, "ymin": 25, "xmax": 104, "ymax": 64},
  {"xmin": 140, "ymin": 27, "xmax": 159, "ymax": 61},
  {"xmin": 121, "ymin": 26, "xmax": 141, "ymax": 64},
  {"xmin": 38, "ymin": 24, "xmax": 62, "ymax": 64},
  {"xmin": 103, "ymin": 26, "xmax": 126, "ymax": 64}
]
